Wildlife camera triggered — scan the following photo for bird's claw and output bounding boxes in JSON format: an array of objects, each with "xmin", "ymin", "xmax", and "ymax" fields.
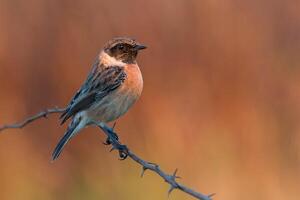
[
  {"xmin": 103, "ymin": 138, "xmax": 111, "ymax": 145},
  {"xmin": 109, "ymin": 143, "xmax": 128, "ymax": 160},
  {"xmin": 117, "ymin": 144, "xmax": 128, "ymax": 160}
]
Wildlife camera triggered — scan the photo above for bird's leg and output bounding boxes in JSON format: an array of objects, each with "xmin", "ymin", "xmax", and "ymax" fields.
[
  {"xmin": 95, "ymin": 122, "xmax": 128, "ymax": 160},
  {"xmin": 98, "ymin": 123, "xmax": 119, "ymax": 145},
  {"xmin": 106, "ymin": 121, "xmax": 118, "ymax": 144}
]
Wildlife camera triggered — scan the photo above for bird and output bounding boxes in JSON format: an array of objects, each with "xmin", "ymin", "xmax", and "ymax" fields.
[{"xmin": 52, "ymin": 37, "xmax": 146, "ymax": 161}]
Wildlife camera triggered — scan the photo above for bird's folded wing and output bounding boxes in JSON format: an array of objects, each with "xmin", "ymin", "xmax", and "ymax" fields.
[{"xmin": 60, "ymin": 62, "xmax": 126, "ymax": 124}]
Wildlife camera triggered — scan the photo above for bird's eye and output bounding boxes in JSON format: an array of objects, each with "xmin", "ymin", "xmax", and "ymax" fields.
[{"xmin": 118, "ymin": 44, "xmax": 124, "ymax": 50}]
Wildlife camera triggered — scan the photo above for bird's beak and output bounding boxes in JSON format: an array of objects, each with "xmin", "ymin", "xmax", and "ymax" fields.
[{"xmin": 133, "ymin": 44, "xmax": 147, "ymax": 51}]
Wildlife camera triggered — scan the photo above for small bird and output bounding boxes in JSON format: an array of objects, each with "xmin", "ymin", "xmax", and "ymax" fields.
[{"xmin": 52, "ymin": 37, "xmax": 146, "ymax": 160}]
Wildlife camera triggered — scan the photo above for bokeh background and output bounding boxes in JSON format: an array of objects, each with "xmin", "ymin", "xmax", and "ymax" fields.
[{"xmin": 0, "ymin": 0, "xmax": 300, "ymax": 199}]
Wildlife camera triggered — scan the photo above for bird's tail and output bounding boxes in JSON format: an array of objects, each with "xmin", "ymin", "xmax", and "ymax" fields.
[{"xmin": 52, "ymin": 116, "xmax": 85, "ymax": 161}]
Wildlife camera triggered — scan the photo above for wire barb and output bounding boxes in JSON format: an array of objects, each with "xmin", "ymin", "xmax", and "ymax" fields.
[
  {"xmin": 141, "ymin": 166, "xmax": 147, "ymax": 177},
  {"xmin": 208, "ymin": 193, "xmax": 216, "ymax": 198},
  {"xmin": 168, "ymin": 185, "xmax": 176, "ymax": 196},
  {"xmin": 171, "ymin": 168, "xmax": 181, "ymax": 180},
  {"xmin": 112, "ymin": 122, "xmax": 117, "ymax": 131}
]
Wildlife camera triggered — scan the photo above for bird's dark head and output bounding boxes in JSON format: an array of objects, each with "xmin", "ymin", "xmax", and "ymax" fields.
[{"xmin": 104, "ymin": 37, "xmax": 147, "ymax": 64}]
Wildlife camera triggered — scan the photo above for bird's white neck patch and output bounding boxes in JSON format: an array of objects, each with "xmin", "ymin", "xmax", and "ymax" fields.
[{"xmin": 99, "ymin": 51, "xmax": 126, "ymax": 67}]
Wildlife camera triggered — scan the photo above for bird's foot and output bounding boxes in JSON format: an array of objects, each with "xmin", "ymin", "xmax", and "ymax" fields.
[
  {"xmin": 97, "ymin": 122, "xmax": 128, "ymax": 160},
  {"xmin": 110, "ymin": 144, "xmax": 128, "ymax": 160},
  {"xmin": 105, "ymin": 127, "xmax": 128, "ymax": 159}
]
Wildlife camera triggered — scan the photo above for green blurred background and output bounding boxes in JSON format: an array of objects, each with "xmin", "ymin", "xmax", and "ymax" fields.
[{"xmin": 0, "ymin": 0, "xmax": 299, "ymax": 199}]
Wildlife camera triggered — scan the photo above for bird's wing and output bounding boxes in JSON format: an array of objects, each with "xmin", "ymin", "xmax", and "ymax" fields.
[{"xmin": 60, "ymin": 60, "xmax": 127, "ymax": 124}]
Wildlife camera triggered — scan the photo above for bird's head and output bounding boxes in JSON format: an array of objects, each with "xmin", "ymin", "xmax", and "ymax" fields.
[{"xmin": 103, "ymin": 37, "xmax": 147, "ymax": 64}]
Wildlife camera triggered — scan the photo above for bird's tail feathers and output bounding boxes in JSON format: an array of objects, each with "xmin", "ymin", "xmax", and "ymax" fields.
[{"xmin": 52, "ymin": 116, "xmax": 86, "ymax": 161}]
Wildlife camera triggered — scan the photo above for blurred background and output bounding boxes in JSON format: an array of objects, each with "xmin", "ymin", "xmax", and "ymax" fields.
[{"xmin": 0, "ymin": 0, "xmax": 299, "ymax": 199}]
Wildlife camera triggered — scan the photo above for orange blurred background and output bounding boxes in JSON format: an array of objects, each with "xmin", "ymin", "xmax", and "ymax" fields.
[{"xmin": 0, "ymin": 0, "xmax": 300, "ymax": 199}]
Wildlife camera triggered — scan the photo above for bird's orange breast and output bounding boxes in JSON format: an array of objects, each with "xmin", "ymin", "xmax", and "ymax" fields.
[
  {"xmin": 122, "ymin": 64, "xmax": 143, "ymax": 98},
  {"xmin": 87, "ymin": 63, "xmax": 143, "ymax": 123},
  {"xmin": 107, "ymin": 63, "xmax": 143, "ymax": 121}
]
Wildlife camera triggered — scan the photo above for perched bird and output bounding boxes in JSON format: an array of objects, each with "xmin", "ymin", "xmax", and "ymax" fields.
[{"xmin": 52, "ymin": 37, "xmax": 146, "ymax": 160}]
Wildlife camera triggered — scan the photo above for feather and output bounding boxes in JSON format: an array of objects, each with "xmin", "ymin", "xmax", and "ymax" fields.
[
  {"xmin": 52, "ymin": 116, "xmax": 83, "ymax": 160},
  {"xmin": 60, "ymin": 60, "xmax": 126, "ymax": 124}
]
